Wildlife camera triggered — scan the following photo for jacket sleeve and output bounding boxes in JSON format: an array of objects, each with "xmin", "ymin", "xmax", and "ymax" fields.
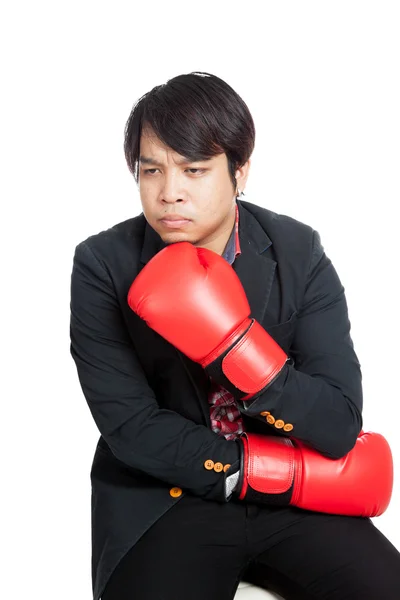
[
  {"xmin": 69, "ymin": 241, "xmax": 240, "ymax": 501},
  {"xmin": 239, "ymin": 230, "xmax": 363, "ymax": 459}
]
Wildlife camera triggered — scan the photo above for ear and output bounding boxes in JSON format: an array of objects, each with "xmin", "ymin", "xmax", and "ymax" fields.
[{"xmin": 235, "ymin": 158, "xmax": 251, "ymax": 193}]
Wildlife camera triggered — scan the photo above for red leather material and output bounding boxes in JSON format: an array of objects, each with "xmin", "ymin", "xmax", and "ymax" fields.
[
  {"xmin": 292, "ymin": 432, "xmax": 393, "ymax": 517},
  {"xmin": 243, "ymin": 434, "xmax": 296, "ymax": 494},
  {"xmin": 127, "ymin": 242, "xmax": 251, "ymax": 362},
  {"xmin": 239, "ymin": 432, "xmax": 393, "ymax": 517},
  {"xmin": 221, "ymin": 320, "xmax": 288, "ymax": 395},
  {"xmin": 238, "ymin": 435, "xmax": 249, "ymax": 500}
]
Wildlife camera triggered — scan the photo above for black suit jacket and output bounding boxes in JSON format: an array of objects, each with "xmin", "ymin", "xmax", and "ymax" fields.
[{"xmin": 69, "ymin": 199, "xmax": 363, "ymax": 600}]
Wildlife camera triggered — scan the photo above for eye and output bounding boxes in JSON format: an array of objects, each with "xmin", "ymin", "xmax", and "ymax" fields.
[{"xmin": 142, "ymin": 168, "xmax": 205, "ymax": 175}]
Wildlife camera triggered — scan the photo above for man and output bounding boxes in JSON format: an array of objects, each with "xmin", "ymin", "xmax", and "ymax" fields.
[{"xmin": 70, "ymin": 72, "xmax": 400, "ymax": 600}]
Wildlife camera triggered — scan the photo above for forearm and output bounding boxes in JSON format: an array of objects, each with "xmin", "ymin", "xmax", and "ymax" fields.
[
  {"xmin": 100, "ymin": 402, "xmax": 240, "ymax": 498},
  {"xmin": 238, "ymin": 362, "xmax": 363, "ymax": 459},
  {"xmin": 72, "ymin": 343, "xmax": 241, "ymax": 501}
]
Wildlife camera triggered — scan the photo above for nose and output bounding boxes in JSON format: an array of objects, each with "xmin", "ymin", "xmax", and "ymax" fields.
[{"xmin": 160, "ymin": 172, "xmax": 185, "ymax": 204}]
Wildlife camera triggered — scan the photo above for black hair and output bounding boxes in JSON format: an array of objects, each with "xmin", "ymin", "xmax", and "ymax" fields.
[{"xmin": 123, "ymin": 71, "xmax": 255, "ymax": 195}]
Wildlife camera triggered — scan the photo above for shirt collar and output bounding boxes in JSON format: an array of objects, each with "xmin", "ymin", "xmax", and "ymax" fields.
[{"xmin": 222, "ymin": 202, "xmax": 241, "ymax": 265}]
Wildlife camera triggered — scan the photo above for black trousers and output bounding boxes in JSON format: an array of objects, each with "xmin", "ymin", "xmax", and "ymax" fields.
[{"xmin": 102, "ymin": 494, "xmax": 400, "ymax": 600}]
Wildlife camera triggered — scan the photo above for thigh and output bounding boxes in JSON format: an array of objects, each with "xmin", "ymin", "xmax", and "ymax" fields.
[
  {"xmin": 102, "ymin": 494, "xmax": 248, "ymax": 600},
  {"xmin": 244, "ymin": 511, "xmax": 400, "ymax": 600}
]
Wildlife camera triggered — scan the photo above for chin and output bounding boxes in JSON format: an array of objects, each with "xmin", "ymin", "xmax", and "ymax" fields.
[
  {"xmin": 160, "ymin": 231, "xmax": 193, "ymax": 244},
  {"xmin": 153, "ymin": 221, "xmax": 193, "ymax": 240}
]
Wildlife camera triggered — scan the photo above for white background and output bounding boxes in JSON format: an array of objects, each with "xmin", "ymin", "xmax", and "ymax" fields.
[{"xmin": 2, "ymin": 1, "xmax": 399, "ymax": 598}]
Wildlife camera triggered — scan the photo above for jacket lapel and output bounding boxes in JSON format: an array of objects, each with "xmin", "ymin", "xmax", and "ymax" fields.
[{"xmin": 233, "ymin": 201, "xmax": 276, "ymax": 325}]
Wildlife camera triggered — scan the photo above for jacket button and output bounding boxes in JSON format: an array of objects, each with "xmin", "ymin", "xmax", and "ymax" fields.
[
  {"xmin": 260, "ymin": 411, "xmax": 270, "ymax": 416},
  {"xmin": 266, "ymin": 414, "xmax": 275, "ymax": 425},
  {"xmin": 204, "ymin": 459, "xmax": 215, "ymax": 470},
  {"xmin": 170, "ymin": 487, "xmax": 182, "ymax": 498},
  {"xmin": 214, "ymin": 462, "xmax": 224, "ymax": 473},
  {"xmin": 223, "ymin": 464, "xmax": 231, "ymax": 472},
  {"xmin": 283, "ymin": 423, "xmax": 294, "ymax": 432},
  {"xmin": 275, "ymin": 419, "xmax": 285, "ymax": 429}
]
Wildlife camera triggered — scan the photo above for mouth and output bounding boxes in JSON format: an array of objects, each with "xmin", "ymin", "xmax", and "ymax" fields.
[{"xmin": 160, "ymin": 217, "xmax": 191, "ymax": 229}]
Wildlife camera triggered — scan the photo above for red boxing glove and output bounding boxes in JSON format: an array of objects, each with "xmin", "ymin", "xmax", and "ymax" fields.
[
  {"xmin": 127, "ymin": 242, "xmax": 289, "ymax": 401},
  {"xmin": 236, "ymin": 431, "xmax": 393, "ymax": 517}
]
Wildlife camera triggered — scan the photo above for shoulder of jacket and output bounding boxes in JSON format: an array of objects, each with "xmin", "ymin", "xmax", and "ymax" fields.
[
  {"xmin": 75, "ymin": 212, "xmax": 146, "ymax": 257},
  {"xmin": 240, "ymin": 200, "xmax": 317, "ymax": 252}
]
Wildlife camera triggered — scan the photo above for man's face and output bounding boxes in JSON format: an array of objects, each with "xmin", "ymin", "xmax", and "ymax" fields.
[{"xmin": 138, "ymin": 127, "xmax": 249, "ymax": 254}]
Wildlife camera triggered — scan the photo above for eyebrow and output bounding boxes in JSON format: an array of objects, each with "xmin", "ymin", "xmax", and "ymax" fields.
[{"xmin": 139, "ymin": 155, "xmax": 212, "ymax": 166}]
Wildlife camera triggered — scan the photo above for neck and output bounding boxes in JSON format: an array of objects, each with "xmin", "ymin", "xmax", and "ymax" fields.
[{"xmin": 195, "ymin": 207, "xmax": 236, "ymax": 255}]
